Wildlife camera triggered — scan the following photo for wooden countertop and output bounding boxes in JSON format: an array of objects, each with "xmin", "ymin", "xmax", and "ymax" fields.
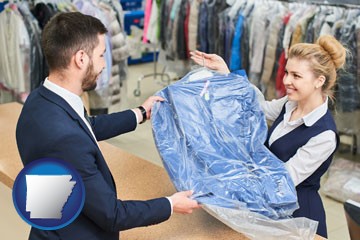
[
  {"xmin": 0, "ymin": 102, "xmax": 24, "ymax": 189},
  {"xmin": 0, "ymin": 102, "xmax": 325, "ymax": 240}
]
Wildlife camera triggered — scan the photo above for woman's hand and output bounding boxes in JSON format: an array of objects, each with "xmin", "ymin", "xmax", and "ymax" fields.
[{"xmin": 190, "ymin": 50, "xmax": 230, "ymax": 74}]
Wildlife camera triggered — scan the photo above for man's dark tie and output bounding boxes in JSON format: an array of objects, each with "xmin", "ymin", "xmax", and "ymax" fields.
[{"xmin": 84, "ymin": 107, "xmax": 91, "ymax": 125}]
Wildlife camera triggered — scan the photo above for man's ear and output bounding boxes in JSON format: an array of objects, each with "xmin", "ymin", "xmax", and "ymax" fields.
[{"xmin": 74, "ymin": 50, "xmax": 88, "ymax": 69}]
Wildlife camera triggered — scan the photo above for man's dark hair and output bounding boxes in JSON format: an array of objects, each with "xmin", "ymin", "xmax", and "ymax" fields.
[{"xmin": 41, "ymin": 12, "xmax": 108, "ymax": 71}]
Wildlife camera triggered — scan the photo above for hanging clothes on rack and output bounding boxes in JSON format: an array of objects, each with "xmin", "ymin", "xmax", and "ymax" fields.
[
  {"xmin": 157, "ymin": 0, "xmax": 360, "ymax": 109},
  {"xmin": 0, "ymin": 0, "xmax": 129, "ymax": 110},
  {"xmin": 187, "ymin": 0, "xmax": 199, "ymax": 52},
  {"xmin": 145, "ymin": 0, "xmax": 160, "ymax": 44},
  {"xmin": 98, "ymin": 0, "xmax": 129, "ymax": 107},
  {"xmin": 259, "ymin": 2, "xmax": 286, "ymax": 99},
  {"xmin": 337, "ymin": 9, "xmax": 360, "ymax": 112},
  {"xmin": 18, "ymin": 1, "xmax": 45, "ymax": 91},
  {"xmin": 0, "ymin": 3, "xmax": 31, "ymax": 103},
  {"xmin": 142, "ymin": 0, "xmax": 153, "ymax": 43}
]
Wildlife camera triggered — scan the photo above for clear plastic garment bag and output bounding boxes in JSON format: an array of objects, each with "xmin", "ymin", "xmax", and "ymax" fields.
[{"xmin": 151, "ymin": 68, "xmax": 318, "ymax": 239}]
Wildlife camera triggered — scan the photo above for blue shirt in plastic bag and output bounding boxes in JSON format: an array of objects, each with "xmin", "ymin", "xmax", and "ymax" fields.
[{"xmin": 151, "ymin": 68, "xmax": 298, "ymax": 219}]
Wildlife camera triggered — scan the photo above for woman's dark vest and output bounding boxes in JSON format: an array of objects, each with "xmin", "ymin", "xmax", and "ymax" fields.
[{"xmin": 265, "ymin": 105, "xmax": 339, "ymax": 238}]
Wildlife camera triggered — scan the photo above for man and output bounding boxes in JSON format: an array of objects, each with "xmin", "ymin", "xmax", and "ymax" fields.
[{"xmin": 16, "ymin": 12, "xmax": 199, "ymax": 240}]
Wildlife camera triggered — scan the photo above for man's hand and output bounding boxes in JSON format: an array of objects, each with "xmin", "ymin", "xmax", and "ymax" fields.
[
  {"xmin": 190, "ymin": 50, "xmax": 230, "ymax": 74},
  {"xmin": 141, "ymin": 96, "xmax": 164, "ymax": 119},
  {"xmin": 169, "ymin": 190, "xmax": 200, "ymax": 214}
]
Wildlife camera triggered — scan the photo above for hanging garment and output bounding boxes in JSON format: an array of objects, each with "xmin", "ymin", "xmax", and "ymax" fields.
[
  {"xmin": 146, "ymin": 0, "xmax": 159, "ymax": 44},
  {"xmin": 275, "ymin": 13, "xmax": 292, "ymax": 98},
  {"xmin": 152, "ymin": 68, "xmax": 298, "ymax": 219},
  {"xmin": 290, "ymin": 6, "xmax": 316, "ymax": 46},
  {"xmin": 357, "ymin": 28, "xmax": 360, "ymax": 88},
  {"xmin": 160, "ymin": 0, "xmax": 173, "ymax": 50},
  {"xmin": 183, "ymin": 0, "xmax": 190, "ymax": 59},
  {"xmin": 30, "ymin": 2, "xmax": 56, "ymax": 29},
  {"xmin": 176, "ymin": 0, "xmax": 188, "ymax": 59},
  {"xmin": 170, "ymin": 0, "xmax": 181, "ymax": 58},
  {"xmin": 229, "ymin": 14, "xmax": 244, "ymax": 71},
  {"xmin": 248, "ymin": 3, "xmax": 272, "ymax": 87},
  {"xmin": 197, "ymin": 1, "xmax": 208, "ymax": 53},
  {"xmin": 18, "ymin": 2, "xmax": 44, "ymax": 91},
  {"xmin": 275, "ymin": 51, "xmax": 287, "ymax": 98},
  {"xmin": 207, "ymin": 0, "xmax": 228, "ymax": 53},
  {"xmin": 337, "ymin": 10, "xmax": 360, "ymax": 112},
  {"xmin": 187, "ymin": 0, "xmax": 199, "ymax": 51},
  {"xmin": 260, "ymin": 3, "xmax": 285, "ymax": 86},
  {"xmin": 217, "ymin": 9, "xmax": 228, "ymax": 58},
  {"xmin": 0, "ymin": 6, "xmax": 31, "ymax": 101},
  {"xmin": 142, "ymin": 0, "xmax": 153, "ymax": 43}
]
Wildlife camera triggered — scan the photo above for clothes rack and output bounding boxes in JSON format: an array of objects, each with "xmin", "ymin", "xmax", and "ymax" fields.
[
  {"xmin": 282, "ymin": 0, "xmax": 360, "ymax": 8},
  {"xmin": 133, "ymin": 43, "xmax": 171, "ymax": 97},
  {"xmin": 131, "ymin": 0, "xmax": 171, "ymax": 97}
]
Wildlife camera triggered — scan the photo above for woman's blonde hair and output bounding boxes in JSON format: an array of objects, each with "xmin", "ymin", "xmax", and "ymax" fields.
[{"xmin": 288, "ymin": 35, "xmax": 347, "ymax": 98}]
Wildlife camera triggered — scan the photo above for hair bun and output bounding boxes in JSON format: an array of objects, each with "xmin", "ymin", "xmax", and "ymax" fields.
[{"xmin": 317, "ymin": 35, "xmax": 346, "ymax": 69}]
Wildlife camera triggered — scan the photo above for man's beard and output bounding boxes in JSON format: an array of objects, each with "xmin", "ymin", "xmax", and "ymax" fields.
[{"xmin": 82, "ymin": 60, "xmax": 100, "ymax": 92}]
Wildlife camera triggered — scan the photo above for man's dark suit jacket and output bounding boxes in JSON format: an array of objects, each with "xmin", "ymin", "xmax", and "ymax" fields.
[{"xmin": 16, "ymin": 85, "xmax": 171, "ymax": 240}]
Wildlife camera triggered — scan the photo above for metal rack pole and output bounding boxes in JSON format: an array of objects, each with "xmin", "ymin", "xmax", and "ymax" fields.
[{"xmin": 133, "ymin": 44, "xmax": 171, "ymax": 96}]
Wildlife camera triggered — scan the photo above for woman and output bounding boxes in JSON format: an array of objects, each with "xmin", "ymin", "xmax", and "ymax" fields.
[{"xmin": 190, "ymin": 35, "xmax": 347, "ymax": 238}]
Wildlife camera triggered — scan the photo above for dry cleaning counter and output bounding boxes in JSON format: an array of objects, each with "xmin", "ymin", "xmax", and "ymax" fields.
[{"xmin": 0, "ymin": 102, "xmax": 324, "ymax": 239}]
